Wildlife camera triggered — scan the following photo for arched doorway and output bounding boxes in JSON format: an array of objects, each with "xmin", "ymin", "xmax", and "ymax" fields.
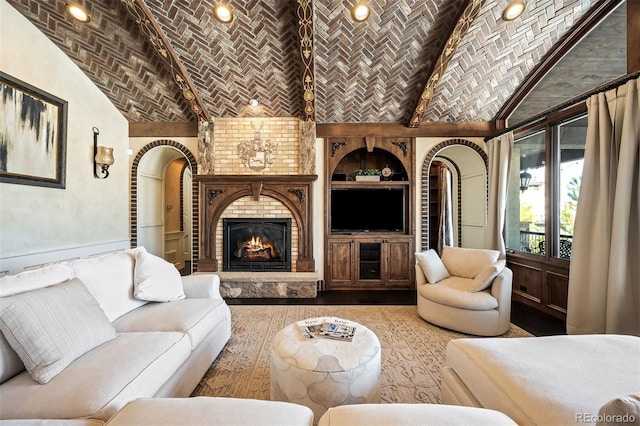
[
  {"xmin": 421, "ymin": 140, "xmax": 488, "ymax": 252},
  {"xmin": 130, "ymin": 140, "xmax": 199, "ymax": 273}
]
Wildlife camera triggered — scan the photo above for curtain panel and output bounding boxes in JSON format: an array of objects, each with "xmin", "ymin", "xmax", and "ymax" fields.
[
  {"xmin": 484, "ymin": 132, "xmax": 513, "ymax": 258},
  {"xmin": 567, "ymin": 77, "xmax": 640, "ymax": 336}
]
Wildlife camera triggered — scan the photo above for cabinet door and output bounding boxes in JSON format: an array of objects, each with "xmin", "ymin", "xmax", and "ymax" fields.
[
  {"xmin": 386, "ymin": 239, "xmax": 413, "ymax": 286},
  {"xmin": 327, "ymin": 240, "xmax": 354, "ymax": 287},
  {"xmin": 358, "ymin": 242, "xmax": 383, "ymax": 283}
]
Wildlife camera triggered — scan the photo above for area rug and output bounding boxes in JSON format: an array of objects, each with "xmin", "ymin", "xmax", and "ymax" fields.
[{"xmin": 192, "ymin": 305, "xmax": 532, "ymax": 404}]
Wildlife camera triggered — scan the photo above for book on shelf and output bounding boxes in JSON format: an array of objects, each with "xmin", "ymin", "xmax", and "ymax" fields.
[{"xmin": 296, "ymin": 317, "xmax": 357, "ymax": 342}]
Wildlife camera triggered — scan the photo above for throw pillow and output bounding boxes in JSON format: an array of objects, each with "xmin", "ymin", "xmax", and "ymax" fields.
[
  {"xmin": 441, "ymin": 246, "xmax": 500, "ymax": 279},
  {"xmin": 415, "ymin": 249, "xmax": 450, "ymax": 283},
  {"xmin": 0, "ymin": 278, "xmax": 116, "ymax": 384},
  {"xmin": 597, "ymin": 394, "xmax": 640, "ymax": 426},
  {"xmin": 469, "ymin": 260, "xmax": 506, "ymax": 292},
  {"xmin": 134, "ymin": 247, "xmax": 185, "ymax": 302}
]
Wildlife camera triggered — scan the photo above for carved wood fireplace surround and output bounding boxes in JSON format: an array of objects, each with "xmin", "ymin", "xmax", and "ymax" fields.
[{"xmin": 195, "ymin": 174, "xmax": 317, "ymax": 273}]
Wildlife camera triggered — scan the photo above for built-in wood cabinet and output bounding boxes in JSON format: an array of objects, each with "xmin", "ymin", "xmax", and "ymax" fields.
[
  {"xmin": 326, "ymin": 237, "xmax": 414, "ymax": 290},
  {"xmin": 325, "ymin": 137, "xmax": 415, "ymax": 290}
]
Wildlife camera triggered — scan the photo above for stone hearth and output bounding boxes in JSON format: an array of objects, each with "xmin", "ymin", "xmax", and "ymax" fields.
[{"xmin": 217, "ymin": 272, "xmax": 318, "ymax": 298}]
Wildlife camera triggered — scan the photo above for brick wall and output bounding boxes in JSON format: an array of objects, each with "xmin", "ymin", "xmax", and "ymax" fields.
[
  {"xmin": 213, "ymin": 117, "xmax": 300, "ymax": 175},
  {"xmin": 215, "ymin": 196, "xmax": 299, "ymax": 271}
]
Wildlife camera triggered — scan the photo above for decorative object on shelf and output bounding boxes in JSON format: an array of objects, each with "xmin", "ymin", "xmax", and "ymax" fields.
[
  {"xmin": 93, "ymin": 127, "xmax": 114, "ymax": 179},
  {"xmin": 0, "ymin": 72, "xmax": 68, "ymax": 189},
  {"xmin": 354, "ymin": 168, "xmax": 381, "ymax": 181},
  {"xmin": 237, "ymin": 130, "xmax": 277, "ymax": 170},
  {"xmin": 381, "ymin": 166, "xmax": 393, "ymax": 181}
]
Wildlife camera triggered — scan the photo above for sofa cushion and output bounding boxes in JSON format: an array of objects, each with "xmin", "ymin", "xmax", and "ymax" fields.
[
  {"xmin": 0, "ymin": 263, "xmax": 74, "ymax": 297},
  {"xmin": 597, "ymin": 394, "xmax": 640, "ymax": 426},
  {"xmin": 318, "ymin": 403, "xmax": 518, "ymax": 426},
  {"xmin": 0, "ymin": 331, "xmax": 191, "ymax": 421},
  {"xmin": 71, "ymin": 250, "xmax": 147, "ymax": 322},
  {"xmin": 0, "ymin": 278, "xmax": 116, "ymax": 384},
  {"xmin": 445, "ymin": 335, "xmax": 640, "ymax": 426},
  {"xmin": 418, "ymin": 277, "xmax": 498, "ymax": 310},
  {"xmin": 441, "ymin": 246, "xmax": 500, "ymax": 279},
  {"xmin": 415, "ymin": 249, "xmax": 450, "ymax": 283},
  {"xmin": 106, "ymin": 397, "xmax": 314, "ymax": 426},
  {"xmin": 112, "ymin": 298, "xmax": 229, "ymax": 349},
  {"xmin": 133, "ymin": 247, "xmax": 185, "ymax": 302},
  {"xmin": 0, "ymin": 263, "xmax": 75, "ymax": 384},
  {"xmin": 469, "ymin": 260, "xmax": 505, "ymax": 292}
]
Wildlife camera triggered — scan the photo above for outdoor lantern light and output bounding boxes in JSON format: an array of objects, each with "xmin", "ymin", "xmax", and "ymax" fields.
[
  {"xmin": 520, "ymin": 170, "xmax": 532, "ymax": 191},
  {"xmin": 93, "ymin": 127, "xmax": 114, "ymax": 179}
]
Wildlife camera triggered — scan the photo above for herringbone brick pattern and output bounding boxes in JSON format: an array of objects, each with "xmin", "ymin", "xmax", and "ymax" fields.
[
  {"xmin": 7, "ymin": 0, "xmax": 610, "ymax": 125},
  {"xmin": 314, "ymin": 0, "xmax": 466, "ymax": 123},
  {"xmin": 424, "ymin": 0, "xmax": 593, "ymax": 122},
  {"xmin": 6, "ymin": 0, "xmax": 193, "ymax": 122},
  {"xmin": 144, "ymin": 0, "xmax": 303, "ymax": 119}
]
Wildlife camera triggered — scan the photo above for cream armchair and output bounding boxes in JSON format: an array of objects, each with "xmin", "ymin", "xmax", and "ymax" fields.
[{"xmin": 415, "ymin": 246, "xmax": 512, "ymax": 336}]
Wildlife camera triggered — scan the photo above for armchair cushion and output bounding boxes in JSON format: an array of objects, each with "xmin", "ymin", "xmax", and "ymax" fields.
[
  {"xmin": 134, "ymin": 248, "xmax": 185, "ymax": 303},
  {"xmin": 418, "ymin": 277, "xmax": 499, "ymax": 310},
  {"xmin": 470, "ymin": 260, "xmax": 506, "ymax": 292},
  {"xmin": 415, "ymin": 249, "xmax": 450, "ymax": 283},
  {"xmin": 441, "ymin": 246, "xmax": 500, "ymax": 279}
]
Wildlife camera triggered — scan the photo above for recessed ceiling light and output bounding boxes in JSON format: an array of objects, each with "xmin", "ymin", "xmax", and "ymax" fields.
[
  {"xmin": 351, "ymin": 1, "xmax": 371, "ymax": 22},
  {"xmin": 501, "ymin": 0, "xmax": 526, "ymax": 21},
  {"xmin": 66, "ymin": 2, "xmax": 90, "ymax": 23},
  {"xmin": 213, "ymin": 3, "xmax": 233, "ymax": 23},
  {"xmin": 249, "ymin": 98, "xmax": 260, "ymax": 107}
]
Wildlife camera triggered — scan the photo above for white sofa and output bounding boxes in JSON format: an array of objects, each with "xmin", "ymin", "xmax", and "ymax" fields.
[
  {"xmin": 0, "ymin": 247, "xmax": 231, "ymax": 422},
  {"xmin": 415, "ymin": 246, "xmax": 512, "ymax": 336},
  {"xmin": 441, "ymin": 334, "xmax": 640, "ymax": 425}
]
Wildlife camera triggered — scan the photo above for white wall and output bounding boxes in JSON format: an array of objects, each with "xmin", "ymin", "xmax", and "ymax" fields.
[{"xmin": 0, "ymin": 2, "xmax": 130, "ymax": 274}]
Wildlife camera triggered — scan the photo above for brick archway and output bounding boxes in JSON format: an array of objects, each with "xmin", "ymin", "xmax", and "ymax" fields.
[
  {"xmin": 130, "ymin": 140, "xmax": 200, "ymax": 270},
  {"xmin": 420, "ymin": 139, "xmax": 488, "ymax": 251}
]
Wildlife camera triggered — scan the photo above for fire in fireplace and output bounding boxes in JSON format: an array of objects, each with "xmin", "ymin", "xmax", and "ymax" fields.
[{"xmin": 223, "ymin": 218, "xmax": 292, "ymax": 271}]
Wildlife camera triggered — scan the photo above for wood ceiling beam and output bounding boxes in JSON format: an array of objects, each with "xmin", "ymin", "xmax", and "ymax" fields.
[
  {"xmin": 494, "ymin": 0, "xmax": 626, "ymax": 129},
  {"xmin": 407, "ymin": 0, "xmax": 487, "ymax": 128},
  {"xmin": 317, "ymin": 122, "xmax": 495, "ymax": 138},
  {"xmin": 121, "ymin": 0, "xmax": 210, "ymax": 122},
  {"xmin": 297, "ymin": 0, "xmax": 315, "ymax": 122}
]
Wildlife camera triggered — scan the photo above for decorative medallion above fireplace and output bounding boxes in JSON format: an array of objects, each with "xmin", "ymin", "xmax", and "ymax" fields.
[{"xmin": 223, "ymin": 218, "xmax": 292, "ymax": 272}]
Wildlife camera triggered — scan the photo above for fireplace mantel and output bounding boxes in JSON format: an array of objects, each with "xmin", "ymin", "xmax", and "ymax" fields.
[{"xmin": 194, "ymin": 174, "xmax": 318, "ymax": 272}]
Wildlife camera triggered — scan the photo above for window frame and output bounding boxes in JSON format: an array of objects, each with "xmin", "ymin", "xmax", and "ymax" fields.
[{"xmin": 509, "ymin": 103, "xmax": 587, "ymax": 264}]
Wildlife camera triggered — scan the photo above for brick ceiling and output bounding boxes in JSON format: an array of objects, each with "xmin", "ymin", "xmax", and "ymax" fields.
[{"xmin": 5, "ymin": 0, "xmax": 625, "ymax": 126}]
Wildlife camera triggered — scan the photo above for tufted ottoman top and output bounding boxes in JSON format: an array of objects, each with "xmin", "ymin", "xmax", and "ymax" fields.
[{"xmin": 271, "ymin": 318, "xmax": 380, "ymax": 373}]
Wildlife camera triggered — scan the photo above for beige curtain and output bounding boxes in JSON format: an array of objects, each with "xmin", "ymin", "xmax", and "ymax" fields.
[
  {"xmin": 567, "ymin": 77, "xmax": 640, "ymax": 336},
  {"xmin": 484, "ymin": 132, "xmax": 513, "ymax": 258}
]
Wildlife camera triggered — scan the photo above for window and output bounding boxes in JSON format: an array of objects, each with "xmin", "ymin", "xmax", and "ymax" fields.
[{"xmin": 506, "ymin": 113, "xmax": 586, "ymax": 261}]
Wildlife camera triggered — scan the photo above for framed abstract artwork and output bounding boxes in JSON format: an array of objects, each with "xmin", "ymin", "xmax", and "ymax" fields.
[{"xmin": 0, "ymin": 71, "xmax": 67, "ymax": 188}]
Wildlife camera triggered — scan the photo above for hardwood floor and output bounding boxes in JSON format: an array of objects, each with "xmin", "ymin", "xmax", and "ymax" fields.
[{"xmin": 225, "ymin": 290, "xmax": 566, "ymax": 337}]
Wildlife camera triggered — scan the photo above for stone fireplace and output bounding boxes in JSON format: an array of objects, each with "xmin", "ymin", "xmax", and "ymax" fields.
[{"xmin": 193, "ymin": 116, "xmax": 318, "ymax": 298}]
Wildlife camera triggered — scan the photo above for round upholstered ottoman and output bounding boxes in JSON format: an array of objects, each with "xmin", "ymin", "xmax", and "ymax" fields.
[{"xmin": 270, "ymin": 318, "xmax": 381, "ymax": 424}]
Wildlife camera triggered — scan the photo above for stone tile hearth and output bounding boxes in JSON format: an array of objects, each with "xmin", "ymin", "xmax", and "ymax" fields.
[{"xmin": 217, "ymin": 271, "xmax": 318, "ymax": 298}]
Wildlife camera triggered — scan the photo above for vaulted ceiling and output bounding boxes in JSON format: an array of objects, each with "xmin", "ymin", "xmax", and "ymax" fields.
[{"xmin": 5, "ymin": 0, "xmax": 629, "ymax": 129}]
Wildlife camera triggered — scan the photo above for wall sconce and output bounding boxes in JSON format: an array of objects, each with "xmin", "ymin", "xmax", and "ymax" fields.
[
  {"xmin": 520, "ymin": 170, "xmax": 532, "ymax": 191},
  {"xmin": 351, "ymin": 1, "xmax": 371, "ymax": 22},
  {"xmin": 93, "ymin": 127, "xmax": 114, "ymax": 179}
]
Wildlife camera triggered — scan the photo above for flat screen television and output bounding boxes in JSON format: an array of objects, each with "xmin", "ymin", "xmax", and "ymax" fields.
[{"xmin": 331, "ymin": 188, "xmax": 405, "ymax": 232}]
